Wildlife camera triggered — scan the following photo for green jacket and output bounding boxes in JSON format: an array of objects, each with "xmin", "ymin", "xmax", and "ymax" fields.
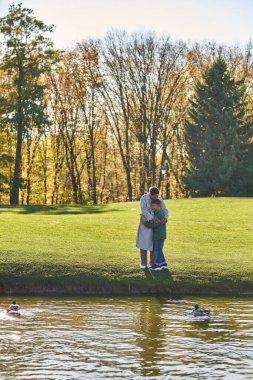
[{"xmin": 144, "ymin": 209, "xmax": 166, "ymax": 240}]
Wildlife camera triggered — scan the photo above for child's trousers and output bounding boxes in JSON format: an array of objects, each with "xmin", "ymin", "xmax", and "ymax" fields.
[
  {"xmin": 153, "ymin": 240, "xmax": 167, "ymax": 266},
  {"xmin": 140, "ymin": 250, "xmax": 154, "ymax": 267}
]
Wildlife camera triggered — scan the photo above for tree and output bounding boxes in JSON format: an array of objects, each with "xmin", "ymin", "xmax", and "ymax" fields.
[
  {"xmin": 0, "ymin": 4, "xmax": 59, "ymax": 204},
  {"xmin": 97, "ymin": 31, "xmax": 188, "ymax": 198},
  {"xmin": 183, "ymin": 57, "xmax": 253, "ymax": 196},
  {"xmin": 73, "ymin": 43, "xmax": 102, "ymax": 204},
  {"xmin": 99, "ymin": 31, "xmax": 134, "ymax": 200},
  {"xmin": 1, "ymin": 20, "xmax": 253, "ymax": 204},
  {"xmin": 49, "ymin": 60, "xmax": 85, "ymax": 204},
  {"xmin": 0, "ymin": 153, "xmax": 13, "ymax": 196},
  {"xmin": 125, "ymin": 33, "xmax": 187, "ymax": 194}
]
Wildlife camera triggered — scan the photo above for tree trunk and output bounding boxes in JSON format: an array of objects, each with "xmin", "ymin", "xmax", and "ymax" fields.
[
  {"xmin": 51, "ymin": 136, "xmax": 61, "ymax": 205},
  {"xmin": 42, "ymin": 140, "xmax": 48, "ymax": 204},
  {"xmin": 100, "ymin": 134, "xmax": 108, "ymax": 203},
  {"xmin": 26, "ymin": 139, "xmax": 31, "ymax": 205},
  {"xmin": 10, "ymin": 66, "xmax": 24, "ymax": 205},
  {"xmin": 90, "ymin": 132, "xmax": 97, "ymax": 205},
  {"xmin": 10, "ymin": 125, "xmax": 22, "ymax": 205},
  {"xmin": 150, "ymin": 125, "xmax": 158, "ymax": 185},
  {"xmin": 126, "ymin": 166, "xmax": 133, "ymax": 200},
  {"xmin": 165, "ymin": 173, "xmax": 171, "ymax": 199}
]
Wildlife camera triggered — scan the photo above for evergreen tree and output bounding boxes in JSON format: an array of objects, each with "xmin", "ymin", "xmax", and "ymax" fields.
[
  {"xmin": 0, "ymin": 4, "xmax": 59, "ymax": 204},
  {"xmin": 183, "ymin": 57, "xmax": 253, "ymax": 197}
]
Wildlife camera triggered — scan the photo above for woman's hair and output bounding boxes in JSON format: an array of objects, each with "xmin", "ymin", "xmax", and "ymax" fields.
[{"xmin": 149, "ymin": 186, "xmax": 159, "ymax": 195}]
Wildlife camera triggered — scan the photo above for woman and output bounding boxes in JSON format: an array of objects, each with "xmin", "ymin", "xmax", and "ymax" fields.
[{"xmin": 136, "ymin": 186, "xmax": 168, "ymax": 269}]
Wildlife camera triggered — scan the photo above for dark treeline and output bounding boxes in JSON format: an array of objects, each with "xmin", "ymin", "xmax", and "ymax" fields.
[{"xmin": 0, "ymin": 4, "xmax": 253, "ymax": 205}]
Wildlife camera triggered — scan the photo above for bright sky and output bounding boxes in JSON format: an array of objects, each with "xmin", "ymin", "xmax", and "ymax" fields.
[{"xmin": 0, "ymin": 0, "xmax": 252, "ymax": 49}]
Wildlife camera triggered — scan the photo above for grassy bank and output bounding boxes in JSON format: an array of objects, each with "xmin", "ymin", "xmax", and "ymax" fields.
[{"xmin": 0, "ymin": 198, "xmax": 252, "ymax": 296}]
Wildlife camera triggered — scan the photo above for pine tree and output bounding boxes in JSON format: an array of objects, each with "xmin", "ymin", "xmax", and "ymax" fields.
[{"xmin": 183, "ymin": 57, "xmax": 253, "ymax": 197}]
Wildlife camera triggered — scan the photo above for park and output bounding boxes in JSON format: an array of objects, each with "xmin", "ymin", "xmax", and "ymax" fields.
[{"xmin": 0, "ymin": 0, "xmax": 253, "ymax": 379}]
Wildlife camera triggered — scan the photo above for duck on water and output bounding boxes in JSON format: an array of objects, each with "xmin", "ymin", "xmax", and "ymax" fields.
[
  {"xmin": 193, "ymin": 304, "xmax": 210, "ymax": 316},
  {"xmin": 7, "ymin": 300, "xmax": 21, "ymax": 317}
]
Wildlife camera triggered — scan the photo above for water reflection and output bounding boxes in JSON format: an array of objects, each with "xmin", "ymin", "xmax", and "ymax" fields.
[
  {"xmin": 0, "ymin": 297, "xmax": 252, "ymax": 379},
  {"xmin": 133, "ymin": 297, "xmax": 166, "ymax": 378}
]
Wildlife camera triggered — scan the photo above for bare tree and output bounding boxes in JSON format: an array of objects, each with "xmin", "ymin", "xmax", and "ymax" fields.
[
  {"xmin": 97, "ymin": 31, "xmax": 135, "ymax": 199},
  {"xmin": 72, "ymin": 44, "xmax": 103, "ymax": 204},
  {"xmin": 49, "ymin": 58, "xmax": 85, "ymax": 204}
]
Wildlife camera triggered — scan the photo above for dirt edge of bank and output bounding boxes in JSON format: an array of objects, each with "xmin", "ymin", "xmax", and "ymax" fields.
[{"xmin": 0, "ymin": 281, "xmax": 252, "ymax": 297}]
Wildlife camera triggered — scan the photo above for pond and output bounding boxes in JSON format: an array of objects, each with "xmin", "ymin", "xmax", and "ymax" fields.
[{"xmin": 0, "ymin": 297, "xmax": 252, "ymax": 379}]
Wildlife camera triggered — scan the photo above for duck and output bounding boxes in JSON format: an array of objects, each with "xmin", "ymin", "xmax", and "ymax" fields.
[
  {"xmin": 193, "ymin": 304, "xmax": 210, "ymax": 316},
  {"xmin": 7, "ymin": 310, "xmax": 21, "ymax": 317},
  {"xmin": 7, "ymin": 300, "xmax": 21, "ymax": 317}
]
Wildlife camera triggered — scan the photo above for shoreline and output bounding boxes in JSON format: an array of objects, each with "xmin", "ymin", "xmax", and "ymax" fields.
[{"xmin": 1, "ymin": 279, "xmax": 253, "ymax": 297}]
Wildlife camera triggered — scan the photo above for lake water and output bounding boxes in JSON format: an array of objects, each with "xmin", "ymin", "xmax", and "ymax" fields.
[{"xmin": 0, "ymin": 297, "xmax": 252, "ymax": 379}]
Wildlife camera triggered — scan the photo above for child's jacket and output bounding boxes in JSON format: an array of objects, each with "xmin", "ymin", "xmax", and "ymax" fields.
[{"xmin": 144, "ymin": 209, "xmax": 166, "ymax": 240}]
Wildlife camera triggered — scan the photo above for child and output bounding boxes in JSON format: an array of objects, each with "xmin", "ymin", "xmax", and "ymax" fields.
[
  {"xmin": 144, "ymin": 199, "xmax": 168, "ymax": 271},
  {"xmin": 7, "ymin": 300, "xmax": 20, "ymax": 312}
]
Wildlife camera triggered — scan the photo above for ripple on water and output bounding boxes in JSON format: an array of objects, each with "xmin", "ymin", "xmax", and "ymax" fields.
[{"xmin": 0, "ymin": 297, "xmax": 252, "ymax": 379}]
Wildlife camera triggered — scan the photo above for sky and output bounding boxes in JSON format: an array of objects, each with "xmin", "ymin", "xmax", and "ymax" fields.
[{"xmin": 0, "ymin": 0, "xmax": 252, "ymax": 49}]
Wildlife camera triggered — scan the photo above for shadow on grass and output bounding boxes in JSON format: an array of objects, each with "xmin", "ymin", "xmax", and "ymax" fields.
[
  {"xmin": 0, "ymin": 204, "xmax": 122, "ymax": 215},
  {"xmin": 142, "ymin": 268, "xmax": 174, "ymax": 284}
]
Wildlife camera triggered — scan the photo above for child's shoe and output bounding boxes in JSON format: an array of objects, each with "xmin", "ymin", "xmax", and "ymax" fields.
[
  {"xmin": 161, "ymin": 263, "xmax": 168, "ymax": 269},
  {"xmin": 140, "ymin": 264, "xmax": 147, "ymax": 269},
  {"xmin": 150, "ymin": 264, "xmax": 162, "ymax": 271}
]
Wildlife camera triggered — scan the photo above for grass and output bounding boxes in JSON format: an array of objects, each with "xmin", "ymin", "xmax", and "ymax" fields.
[{"xmin": 0, "ymin": 198, "xmax": 252, "ymax": 296}]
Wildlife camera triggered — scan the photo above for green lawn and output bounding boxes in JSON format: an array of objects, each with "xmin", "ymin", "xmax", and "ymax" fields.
[{"xmin": 0, "ymin": 198, "xmax": 252, "ymax": 295}]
